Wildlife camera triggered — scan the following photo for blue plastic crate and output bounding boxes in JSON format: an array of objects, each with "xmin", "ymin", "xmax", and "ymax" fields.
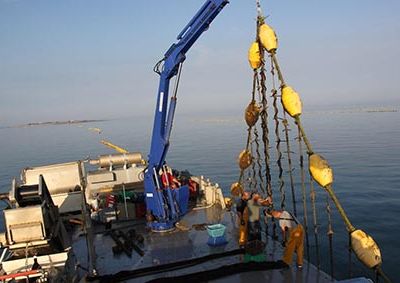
[
  {"xmin": 207, "ymin": 235, "xmax": 227, "ymax": 246},
  {"xmin": 207, "ymin": 224, "xmax": 226, "ymax": 238}
]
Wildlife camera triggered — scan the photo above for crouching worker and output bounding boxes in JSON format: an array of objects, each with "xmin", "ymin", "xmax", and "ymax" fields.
[
  {"xmin": 247, "ymin": 192, "xmax": 272, "ymax": 242},
  {"xmin": 268, "ymin": 210, "xmax": 304, "ymax": 268}
]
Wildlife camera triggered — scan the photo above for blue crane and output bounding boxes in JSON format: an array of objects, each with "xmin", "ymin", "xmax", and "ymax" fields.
[{"xmin": 144, "ymin": 0, "xmax": 229, "ymax": 231}]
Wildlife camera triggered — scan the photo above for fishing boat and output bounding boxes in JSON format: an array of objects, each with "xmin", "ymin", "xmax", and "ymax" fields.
[{"xmin": 0, "ymin": 1, "xmax": 393, "ymax": 282}]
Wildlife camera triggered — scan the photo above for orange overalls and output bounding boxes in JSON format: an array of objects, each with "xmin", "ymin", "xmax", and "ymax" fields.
[
  {"xmin": 238, "ymin": 206, "xmax": 249, "ymax": 246},
  {"xmin": 282, "ymin": 224, "xmax": 304, "ymax": 266}
]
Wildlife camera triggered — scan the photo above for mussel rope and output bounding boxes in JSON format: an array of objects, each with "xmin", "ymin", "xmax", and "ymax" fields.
[
  {"xmin": 253, "ymin": 76, "xmax": 268, "ymax": 196},
  {"xmin": 257, "ymin": 15, "xmax": 276, "ymax": 238},
  {"xmin": 297, "ymin": 124, "xmax": 310, "ymax": 261},
  {"xmin": 348, "ymin": 232, "xmax": 352, "ymax": 278},
  {"xmin": 270, "ymin": 56, "xmax": 297, "ymax": 215},
  {"xmin": 282, "ymin": 117, "xmax": 297, "ymax": 216},
  {"xmin": 270, "ymin": 56, "xmax": 286, "ymax": 210},
  {"xmin": 250, "ymin": 137, "xmax": 257, "ymax": 191},
  {"xmin": 253, "ymin": 127, "xmax": 265, "ymax": 194},
  {"xmin": 247, "ymin": 160, "xmax": 254, "ymax": 190},
  {"xmin": 258, "ymin": 4, "xmax": 391, "ymax": 280},
  {"xmin": 262, "ymin": 15, "xmax": 392, "ymax": 283},
  {"xmin": 298, "ymin": 118, "xmax": 393, "ymax": 282},
  {"xmin": 257, "ymin": 18, "xmax": 273, "ymax": 199},
  {"xmin": 243, "ymin": 129, "xmax": 254, "ymax": 190},
  {"xmin": 238, "ymin": 71, "xmax": 258, "ymax": 184},
  {"xmin": 309, "ymin": 177, "xmax": 321, "ymax": 268},
  {"xmin": 326, "ymin": 197, "xmax": 334, "ymax": 278}
]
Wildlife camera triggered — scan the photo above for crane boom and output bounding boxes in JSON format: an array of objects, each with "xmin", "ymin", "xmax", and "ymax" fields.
[{"xmin": 144, "ymin": 0, "xmax": 229, "ymax": 231}]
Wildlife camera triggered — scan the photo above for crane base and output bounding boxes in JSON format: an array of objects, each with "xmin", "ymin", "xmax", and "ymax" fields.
[{"xmin": 149, "ymin": 221, "xmax": 176, "ymax": 232}]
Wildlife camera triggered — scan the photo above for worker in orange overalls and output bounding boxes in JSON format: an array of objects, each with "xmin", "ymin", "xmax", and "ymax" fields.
[
  {"xmin": 268, "ymin": 209, "xmax": 304, "ymax": 268},
  {"xmin": 236, "ymin": 191, "xmax": 250, "ymax": 246}
]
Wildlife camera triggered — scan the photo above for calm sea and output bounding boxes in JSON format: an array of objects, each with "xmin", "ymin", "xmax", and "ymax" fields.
[{"xmin": 0, "ymin": 108, "xmax": 399, "ymax": 280}]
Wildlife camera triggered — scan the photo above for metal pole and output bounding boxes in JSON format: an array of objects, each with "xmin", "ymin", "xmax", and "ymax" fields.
[{"xmin": 123, "ymin": 183, "xmax": 129, "ymax": 219}]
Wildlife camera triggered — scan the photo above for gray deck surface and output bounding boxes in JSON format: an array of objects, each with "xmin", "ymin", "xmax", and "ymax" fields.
[{"xmin": 73, "ymin": 204, "xmax": 335, "ymax": 282}]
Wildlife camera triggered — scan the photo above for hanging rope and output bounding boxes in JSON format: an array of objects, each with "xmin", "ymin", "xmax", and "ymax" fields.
[
  {"xmin": 270, "ymin": 56, "xmax": 285, "ymax": 210},
  {"xmin": 250, "ymin": 134, "xmax": 257, "ymax": 191},
  {"xmin": 241, "ymin": 3, "xmax": 390, "ymax": 282},
  {"xmin": 253, "ymin": 127, "xmax": 265, "ymax": 194},
  {"xmin": 267, "ymin": 37, "xmax": 297, "ymax": 215},
  {"xmin": 297, "ymin": 124, "xmax": 310, "ymax": 261},
  {"xmin": 348, "ymin": 232, "xmax": 352, "ymax": 278},
  {"xmin": 309, "ymin": 177, "xmax": 321, "ymax": 269},
  {"xmin": 257, "ymin": 28, "xmax": 273, "ymax": 198},
  {"xmin": 282, "ymin": 117, "xmax": 297, "ymax": 216},
  {"xmin": 237, "ymin": 71, "xmax": 258, "ymax": 185},
  {"xmin": 326, "ymin": 197, "xmax": 334, "ymax": 278},
  {"xmin": 256, "ymin": 15, "xmax": 277, "ymax": 239}
]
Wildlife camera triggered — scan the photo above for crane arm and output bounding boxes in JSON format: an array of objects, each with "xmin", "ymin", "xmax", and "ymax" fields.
[
  {"xmin": 148, "ymin": 0, "xmax": 228, "ymax": 170},
  {"xmin": 144, "ymin": 0, "xmax": 228, "ymax": 231}
]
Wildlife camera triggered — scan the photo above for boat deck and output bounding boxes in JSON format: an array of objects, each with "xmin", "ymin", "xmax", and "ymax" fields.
[{"xmin": 72, "ymin": 204, "xmax": 336, "ymax": 283}]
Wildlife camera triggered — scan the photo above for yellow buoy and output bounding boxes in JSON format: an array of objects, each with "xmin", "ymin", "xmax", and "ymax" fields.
[
  {"xmin": 230, "ymin": 182, "xmax": 243, "ymax": 197},
  {"xmin": 309, "ymin": 153, "xmax": 333, "ymax": 187},
  {"xmin": 238, "ymin": 150, "xmax": 252, "ymax": 170},
  {"xmin": 281, "ymin": 86, "xmax": 302, "ymax": 118},
  {"xmin": 245, "ymin": 101, "xmax": 260, "ymax": 127},
  {"xmin": 259, "ymin": 23, "xmax": 278, "ymax": 53},
  {"xmin": 351, "ymin": 229, "xmax": 382, "ymax": 268},
  {"xmin": 248, "ymin": 41, "xmax": 261, "ymax": 69}
]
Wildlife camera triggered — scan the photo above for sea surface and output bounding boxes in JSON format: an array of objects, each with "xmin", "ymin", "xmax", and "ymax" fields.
[{"xmin": 0, "ymin": 108, "xmax": 399, "ymax": 280}]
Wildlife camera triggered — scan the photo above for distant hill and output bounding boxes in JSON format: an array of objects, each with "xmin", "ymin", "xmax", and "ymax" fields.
[{"xmin": 11, "ymin": 119, "xmax": 107, "ymax": 128}]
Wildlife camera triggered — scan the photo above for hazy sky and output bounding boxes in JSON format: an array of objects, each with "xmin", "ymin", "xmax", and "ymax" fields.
[{"xmin": 1, "ymin": 0, "xmax": 399, "ymax": 124}]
